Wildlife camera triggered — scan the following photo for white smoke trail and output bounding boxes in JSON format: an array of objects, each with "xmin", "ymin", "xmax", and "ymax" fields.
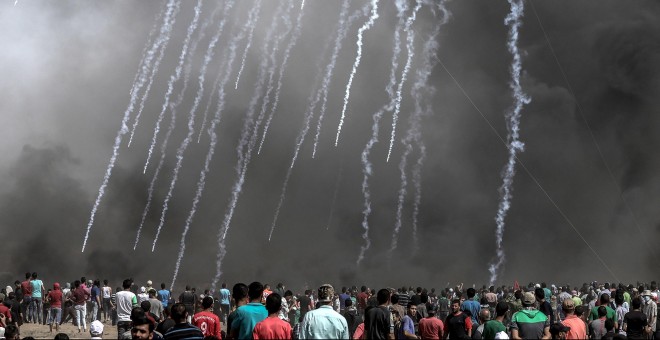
[
  {"xmin": 128, "ymin": 0, "xmax": 183, "ymax": 149},
  {"xmin": 386, "ymin": 0, "xmax": 421, "ymax": 163},
  {"xmin": 133, "ymin": 5, "xmax": 223, "ymax": 250},
  {"xmin": 197, "ymin": 64, "xmax": 222, "ymax": 144},
  {"xmin": 335, "ymin": 0, "xmax": 379, "ymax": 147},
  {"xmin": 130, "ymin": 5, "xmax": 167, "ymax": 99},
  {"xmin": 257, "ymin": 0, "xmax": 306, "ymax": 154},
  {"xmin": 357, "ymin": 107, "xmax": 385, "ymax": 265},
  {"xmin": 489, "ymin": 0, "xmax": 530, "ymax": 286},
  {"xmin": 410, "ymin": 142, "xmax": 425, "ymax": 253},
  {"xmin": 312, "ymin": 0, "xmax": 368, "ymax": 159},
  {"xmin": 82, "ymin": 0, "xmax": 180, "ymax": 252},
  {"xmin": 142, "ymin": 0, "xmax": 203, "ymax": 173},
  {"xmin": 151, "ymin": 1, "xmax": 235, "ymax": 252},
  {"xmin": 234, "ymin": 0, "xmax": 264, "ymax": 90},
  {"xmin": 212, "ymin": 0, "xmax": 290, "ymax": 291}
]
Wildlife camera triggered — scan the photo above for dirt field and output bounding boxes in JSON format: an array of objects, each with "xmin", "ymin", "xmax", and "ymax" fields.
[{"xmin": 15, "ymin": 320, "xmax": 118, "ymax": 339}]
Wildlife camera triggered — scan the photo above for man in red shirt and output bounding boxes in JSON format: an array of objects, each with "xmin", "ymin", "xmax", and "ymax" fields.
[
  {"xmin": 20, "ymin": 272, "xmax": 32, "ymax": 323},
  {"xmin": 192, "ymin": 296, "xmax": 222, "ymax": 339},
  {"xmin": 253, "ymin": 293, "xmax": 292, "ymax": 339},
  {"xmin": 419, "ymin": 306, "xmax": 444, "ymax": 339},
  {"xmin": 357, "ymin": 286, "xmax": 369, "ymax": 315},
  {"xmin": 561, "ymin": 297, "xmax": 586, "ymax": 339},
  {"xmin": 47, "ymin": 283, "xmax": 63, "ymax": 333}
]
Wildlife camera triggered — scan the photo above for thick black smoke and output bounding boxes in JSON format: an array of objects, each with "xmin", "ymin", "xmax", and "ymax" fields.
[{"xmin": 1, "ymin": 1, "xmax": 660, "ymax": 292}]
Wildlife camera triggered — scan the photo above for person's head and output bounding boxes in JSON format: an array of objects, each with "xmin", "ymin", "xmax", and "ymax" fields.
[
  {"xmin": 161, "ymin": 283, "xmax": 166, "ymax": 289},
  {"xmin": 202, "ymin": 296, "xmax": 214, "ymax": 310},
  {"xmin": 561, "ymin": 297, "xmax": 575, "ymax": 314},
  {"xmin": 4, "ymin": 324, "xmax": 19, "ymax": 340},
  {"xmin": 600, "ymin": 293, "xmax": 610, "ymax": 305},
  {"xmin": 550, "ymin": 323, "xmax": 570, "ymax": 339},
  {"xmin": 479, "ymin": 308, "xmax": 490, "ymax": 323},
  {"xmin": 222, "ymin": 282, "xmax": 227, "ymax": 289},
  {"xmin": 522, "ymin": 292, "xmax": 536, "ymax": 307},
  {"xmin": 103, "ymin": 279, "xmax": 108, "ymax": 286},
  {"xmin": 632, "ymin": 297, "xmax": 642, "ymax": 310},
  {"xmin": 123, "ymin": 279, "xmax": 132, "ymax": 290},
  {"xmin": 248, "ymin": 282, "xmax": 264, "ymax": 301},
  {"xmin": 345, "ymin": 298, "xmax": 353, "ymax": 307},
  {"xmin": 74, "ymin": 280, "xmax": 81, "ymax": 288},
  {"xmin": 597, "ymin": 305, "xmax": 607, "ymax": 318},
  {"xmin": 390, "ymin": 293, "xmax": 399, "ymax": 305},
  {"xmin": 535, "ymin": 287, "xmax": 545, "ymax": 301},
  {"xmin": 25, "ymin": 272, "xmax": 31, "ymax": 280},
  {"xmin": 451, "ymin": 299, "xmax": 461, "ymax": 313},
  {"xmin": 53, "ymin": 333, "xmax": 70, "ymax": 340},
  {"xmin": 574, "ymin": 305, "xmax": 584, "ymax": 317},
  {"xmin": 232, "ymin": 283, "xmax": 248, "ymax": 302},
  {"xmin": 90, "ymin": 320, "xmax": 104, "ymax": 338},
  {"xmin": 148, "ymin": 289, "xmax": 156, "ymax": 298},
  {"xmin": 317, "ymin": 284, "xmax": 335, "ymax": 305},
  {"xmin": 603, "ymin": 318, "xmax": 615, "ymax": 333},
  {"xmin": 376, "ymin": 288, "xmax": 391, "ymax": 305},
  {"xmin": 266, "ymin": 293, "xmax": 282, "ymax": 315},
  {"xmin": 141, "ymin": 300, "xmax": 151, "ymax": 313},
  {"xmin": 407, "ymin": 302, "xmax": 417, "ymax": 316},
  {"xmin": 170, "ymin": 303, "xmax": 188, "ymax": 323},
  {"xmin": 361, "ymin": 286, "xmax": 367, "ymax": 293},
  {"xmin": 514, "ymin": 290, "xmax": 522, "ymax": 300},
  {"xmin": 467, "ymin": 287, "xmax": 476, "ymax": 298},
  {"xmin": 495, "ymin": 301, "xmax": 509, "ymax": 317},
  {"xmin": 131, "ymin": 316, "xmax": 155, "ymax": 340}
]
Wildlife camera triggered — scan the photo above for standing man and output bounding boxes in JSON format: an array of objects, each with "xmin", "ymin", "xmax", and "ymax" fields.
[
  {"xmin": 419, "ymin": 305, "xmax": 443, "ymax": 340},
  {"xmin": 148, "ymin": 289, "xmax": 163, "ymax": 322},
  {"xmin": 219, "ymin": 283, "xmax": 231, "ymax": 324},
  {"xmin": 460, "ymin": 288, "xmax": 480, "ymax": 329},
  {"xmin": 510, "ymin": 292, "xmax": 550, "ymax": 339},
  {"xmin": 560, "ymin": 298, "xmax": 586, "ymax": 339},
  {"xmin": 101, "ymin": 280, "xmax": 113, "ymax": 323},
  {"xmin": 20, "ymin": 273, "xmax": 32, "ymax": 324},
  {"xmin": 115, "ymin": 279, "xmax": 138, "ymax": 340},
  {"xmin": 178, "ymin": 285, "xmax": 197, "ymax": 324},
  {"xmin": 46, "ymin": 283, "xmax": 63, "ymax": 333},
  {"xmin": 398, "ymin": 303, "xmax": 418, "ymax": 339},
  {"xmin": 299, "ymin": 284, "xmax": 349, "ymax": 339},
  {"xmin": 158, "ymin": 283, "xmax": 171, "ymax": 310},
  {"xmin": 163, "ymin": 303, "xmax": 204, "ymax": 340},
  {"xmin": 231, "ymin": 281, "xmax": 268, "ymax": 339},
  {"xmin": 444, "ymin": 299, "xmax": 472, "ymax": 339},
  {"xmin": 253, "ymin": 293, "xmax": 292, "ymax": 339},
  {"xmin": 193, "ymin": 296, "xmax": 222, "ymax": 339},
  {"xmin": 364, "ymin": 288, "xmax": 392, "ymax": 339},
  {"xmin": 482, "ymin": 302, "xmax": 509, "ymax": 339},
  {"xmin": 29, "ymin": 272, "xmax": 45, "ymax": 325},
  {"xmin": 70, "ymin": 280, "xmax": 91, "ymax": 333},
  {"xmin": 642, "ymin": 290, "xmax": 657, "ymax": 337},
  {"xmin": 90, "ymin": 280, "xmax": 101, "ymax": 322},
  {"xmin": 357, "ymin": 286, "xmax": 369, "ymax": 316}
]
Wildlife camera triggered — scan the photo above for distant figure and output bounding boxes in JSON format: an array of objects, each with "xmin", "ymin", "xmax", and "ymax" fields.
[
  {"xmin": 102, "ymin": 280, "xmax": 113, "ymax": 323},
  {"xmin": 219, "ymin": 283, "xmax": 231, "ymax": 324},
  {"xmin": 158, "ymin": 283, "xmax": 171, "ymax": 310},
  {"xmin": 178, "ymin": 286, "xmax": 197, "ymax": 324}
]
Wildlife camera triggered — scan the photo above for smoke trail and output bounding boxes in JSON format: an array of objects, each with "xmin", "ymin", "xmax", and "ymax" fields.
[
  {"xmin": 212, "ymin": 0, "xmax": 290, "ymax": 291},
  {"xmin": 82, "ymin": 0, "xmax": 180, "ymax": 252},
  {"xmin": 489, "ymin": 0, "xmax": 531, "ymax": 286},
  {"xmin": 128, "ymin": 1, "xmax": 184, "ymax": 149},
  {"xmin": 386, "ymin": 0, "xmax": 421, "ymax": 163},
  {"xmin": 129, "ymin": 5, "xmax": 167, "ymax": 99},
  {"xmin": 151, "ymin": 1, "xmax": 235, "ymax": 252},
  {"xmin": 133, "ymin": 5, "xmax": 223, "ymax": 250},
  {"xmin": 257, "ymin": 0, "xmax": 306, "ymax": 154},
  {"xmin": 234, "ymin": 0, "xmax": 264, "ymax": 90},
  {"xmin": 357, "ymin": 107, "xmax": 385, "ymax": 265},
  {"xmin": 197, "ymin": 63, "xmax": 222, "ymax": 144},
  {"xmin": 335, "ymin": 0, "xmax": 379, "ymax": 147},
  {"xmin": 312, "ymin": 0, "xmax": 368, "ymax": 158},
  {"xmin": 198, "ymin": 0, "xmax": 262, "ymax": 144},
  {"xmin": 142, "ymin": 0, "xmax": 203, "ymax": 173}
]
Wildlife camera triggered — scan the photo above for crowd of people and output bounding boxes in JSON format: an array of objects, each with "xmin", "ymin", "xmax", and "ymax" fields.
[{"xmin": 1, "ymin": 274, "xmax": 660, "ymax": 339}]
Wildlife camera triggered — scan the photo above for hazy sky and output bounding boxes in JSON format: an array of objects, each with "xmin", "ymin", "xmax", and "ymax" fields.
[{"xmin": 1, "ymin": 0, "xmax": 659, "ymax": 291}]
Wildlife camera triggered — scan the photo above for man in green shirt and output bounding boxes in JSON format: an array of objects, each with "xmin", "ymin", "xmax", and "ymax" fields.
[
  {"xmin": 588, "ymin": 294, "xmax": 618, "ymax": 330},
  {"xmin": 482, "ymin": 302, "xmax": 508, "ymax": 339}
]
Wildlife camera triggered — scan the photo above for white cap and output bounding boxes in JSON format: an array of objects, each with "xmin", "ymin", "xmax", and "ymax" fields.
[
  {"xmin": 140, "ymin": 286, "xmax": 146, "ymax": 293},
  {"xmin": 90, "ymin": 320, "xmax": 104, "ymax": 336},
  {"xmin": 147, "ymin": 280, "xmax": 152, "ymax": 286}
]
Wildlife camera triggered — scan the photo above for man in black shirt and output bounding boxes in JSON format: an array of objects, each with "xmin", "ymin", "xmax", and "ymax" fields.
[
  {"xmin": 623, "ymin": 297, "xmax": 649, "ymax": 339},
  {"xmin": 445, "ymin": 299, "xmax": 472, "ymax": 339},
  {"xmin": 364, "ymin": 289, "xmax": 392, "ymax": 339},
  {"xmin": 536, "ymin": 287, "xmax": 554, "ymax": 325}
]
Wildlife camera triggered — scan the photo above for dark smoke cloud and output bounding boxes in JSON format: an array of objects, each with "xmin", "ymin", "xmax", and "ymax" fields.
[{"xmin": 1, "ymin": 1, "xmax": 660, "ymax": 292}]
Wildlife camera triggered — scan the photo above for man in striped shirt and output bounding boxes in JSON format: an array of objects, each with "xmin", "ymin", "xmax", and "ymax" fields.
[{"xmin": 164, "ymin": 303, "xmax": 204, "ymax": 340}]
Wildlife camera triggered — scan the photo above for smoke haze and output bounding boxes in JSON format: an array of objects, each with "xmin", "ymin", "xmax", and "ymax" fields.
[{"xmin": 1, "ymin": 0, "xmax": 660, "ymax": 291}]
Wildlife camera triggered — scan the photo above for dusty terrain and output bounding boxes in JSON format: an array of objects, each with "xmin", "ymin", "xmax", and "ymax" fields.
[{"xmin": 16, "ymin": 320, "xmax": 118, "ymax": 339}]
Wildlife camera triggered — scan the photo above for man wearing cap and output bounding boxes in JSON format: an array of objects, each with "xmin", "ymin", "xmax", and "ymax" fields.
[
  {"xmin": 510, "ymin": 292, "xmax": 550, "ymax": 339},
  {"xmin": 560, "ymin": 297, "xmax": 586, "ymax": 339},
  {"xmin": 90, "ymin": 319, "xmax": 104, "ymax": 339},
  {"xmin": 299, "ymin": 284, "xmax": 349, "ymax": 339},
  {"xmin": 642, "ymin": 289, "xmax": 657, "ymax": 336}
]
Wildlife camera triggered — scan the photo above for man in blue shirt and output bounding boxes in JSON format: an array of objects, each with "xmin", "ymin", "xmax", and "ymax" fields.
[
  {"xmin": 299, "ymin": 284, "xmax": 349, "ymax": 339},
  {"xmin": 158, "ymin": 283, "xmax": 171, "ymax": 309},
  {"xmin": 461, "ymin": 287, "xmax": 481, "ymax": 328},
  {"xmin": 219, "ymin": 283, "xmax": 231, "ymax": 324},
  {"xmin": 231, "ymin": 281, "xmax": 268, "ymax": 339}
]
